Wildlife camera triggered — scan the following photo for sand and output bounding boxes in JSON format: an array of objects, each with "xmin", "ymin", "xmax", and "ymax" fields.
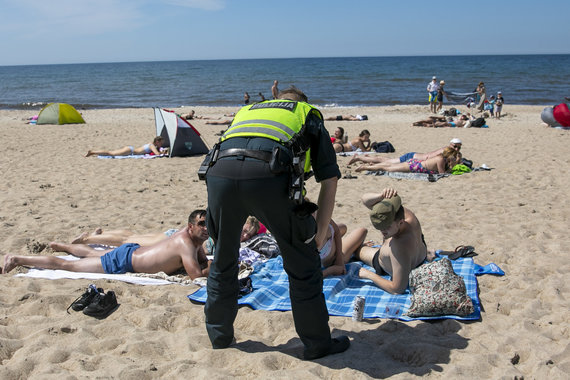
[{"xmin": 0, "ymin": 104, "xmax": 568, "ymax": 379}]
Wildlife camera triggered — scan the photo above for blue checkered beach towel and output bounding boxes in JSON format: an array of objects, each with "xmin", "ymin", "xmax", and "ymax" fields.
[{"xmin": 187, "ymin": 255, "xmax": 482, "ymax": 321}]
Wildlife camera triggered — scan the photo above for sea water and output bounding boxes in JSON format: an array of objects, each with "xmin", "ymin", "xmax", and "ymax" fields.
[{"xmin": 0, "ymin": 55, "xmax": 568, "ymax": 110}]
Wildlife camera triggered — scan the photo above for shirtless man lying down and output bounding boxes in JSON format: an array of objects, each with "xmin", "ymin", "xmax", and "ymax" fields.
[{"xmin": 3, "ymin": 210, "xmax": 211, "ymax": 280}]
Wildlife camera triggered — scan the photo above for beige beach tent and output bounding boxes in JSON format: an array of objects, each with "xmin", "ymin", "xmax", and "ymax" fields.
[{"xmin": 37, "ymin": 103, "xmax": 85, "ymax": 125}]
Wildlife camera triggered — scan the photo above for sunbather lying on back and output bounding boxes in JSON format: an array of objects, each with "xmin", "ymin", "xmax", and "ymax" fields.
[
  {"xmin": 2, "ymin": 210, "xmax": 211, "ymax": 280},
  {"xmin": 412, "ymin": 114, "xmax": 472, "ymax": 128},
  {"xmin": 325, "ymin": 114, "xmax": 368, "ymax": 121}
]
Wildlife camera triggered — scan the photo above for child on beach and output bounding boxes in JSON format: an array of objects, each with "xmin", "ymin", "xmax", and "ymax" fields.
[
  {"xmin": 485, "ymin": 96, "xmax": 495, "ymax": 117},
  {"xmin": 495, "ymin": 92, "xmax": 504, "ymax": 119}
]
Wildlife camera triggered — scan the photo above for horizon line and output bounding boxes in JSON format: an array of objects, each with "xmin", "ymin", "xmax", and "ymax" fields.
[{"xmin": 2, "ymin": 52, "xmax": 569, "ymax": 68}]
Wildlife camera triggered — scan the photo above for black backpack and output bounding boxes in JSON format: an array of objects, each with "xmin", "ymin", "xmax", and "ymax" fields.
[
  {"xmin": 470, "ymin": 117, "xmax": 486, "ymax": 128},
  {"xmin": 372, "ymin": 141, "xmax": 395, "ymax": 153}
]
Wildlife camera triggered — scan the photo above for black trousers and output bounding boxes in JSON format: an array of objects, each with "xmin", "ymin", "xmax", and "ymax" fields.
[{"xmin": 204, "ymin": 159, "xmax": 332, "ymax": 352}]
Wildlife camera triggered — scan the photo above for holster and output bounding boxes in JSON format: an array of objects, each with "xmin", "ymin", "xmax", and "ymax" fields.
[{"xmin": 197, "ymin": 143, "xmax": 220, "ymax": 180}]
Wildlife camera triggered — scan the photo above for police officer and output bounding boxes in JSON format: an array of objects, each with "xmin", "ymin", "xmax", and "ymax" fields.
[{"xmin": 203, "ymin": 86, "xmax": 350, "ymax": 360}]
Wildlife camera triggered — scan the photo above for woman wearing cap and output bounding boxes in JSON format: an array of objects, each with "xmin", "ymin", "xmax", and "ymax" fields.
[
  {"xmin": 354, "ymin": 147, "xmax": 461, "ymax": 175},
  {"xmin": 348, "ymin": 139, "xmax": 462, "ymax": 166}
]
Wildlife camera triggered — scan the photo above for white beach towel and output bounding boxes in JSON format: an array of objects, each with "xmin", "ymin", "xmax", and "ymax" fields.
[{"xmin": 15, "ymin": 256, "xmax": 193, "ymax": 286}]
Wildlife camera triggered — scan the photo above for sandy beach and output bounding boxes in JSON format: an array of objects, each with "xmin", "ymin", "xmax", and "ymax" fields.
[{"xmin": 0, "ymin": 104, "xmax": 568, "ymax": 379}]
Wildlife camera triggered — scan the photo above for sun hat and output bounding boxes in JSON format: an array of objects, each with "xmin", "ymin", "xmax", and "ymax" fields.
[
  {"xmin": 450, "ymin": 138, "xmax": 462, "ymax": 144},
  {"xmin": 498, "ymin": 91, "xmax": 502, "ymax": 94},
  {"xmin": 432, "ymin": 76, "xmax": 437, "ymax": 80},
  {"xmin": 440, "ymin": 80, "xmax": 445, "ymax": 85},
  {"xmin": 369, "ymin": 195, "xmax": 402, "ymax": 231}
]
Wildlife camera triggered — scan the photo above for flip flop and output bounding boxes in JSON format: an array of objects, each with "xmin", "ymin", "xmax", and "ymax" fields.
[
  {"xmin": 439, "ymin": 245, "xmax": 477, "ymax": 260},
  {"xmin": 450, "ymin": 245, "xmax": 477, "ymax": 259}
]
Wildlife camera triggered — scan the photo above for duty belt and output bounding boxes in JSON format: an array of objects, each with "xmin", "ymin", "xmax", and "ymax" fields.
[{"xmin": 216, "ymin": 148, "xmax": 272, "ymax": 162}]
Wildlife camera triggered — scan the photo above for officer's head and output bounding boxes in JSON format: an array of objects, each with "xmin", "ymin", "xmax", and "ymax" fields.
[{"xmin": 278, "ymin": 86, "xmax": 308, "ymax": 102}]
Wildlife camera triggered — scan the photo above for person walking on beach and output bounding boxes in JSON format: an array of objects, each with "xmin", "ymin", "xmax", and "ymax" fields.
[
  {"xmin": 244, "ymin": 92, "xmax": 250, "ymax": 105},
  {"xmin": 476, "ymin": 82, "xmax": 487, "ymax": 112},
  {"xmin": 427, "ymin": 76, "xmax": 440, "ymax": 113},
  {"xmin": 86, "ymin": 136, "xmax": 164, "ymax": 157},
  {"xmin": 202, "ymin": 86, "xmax": 350, "ymax": 360},
  {"xmin": 271, "ymin": 80, "xmax": 279, "ymax": 99}
]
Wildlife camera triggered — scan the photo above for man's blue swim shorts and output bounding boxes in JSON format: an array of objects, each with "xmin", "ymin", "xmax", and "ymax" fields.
[
  {"xmin": 100, "ymin": 243, "xmax": 140, "ymax": 274},
  {"xmin": 399, "ymin": 152, "xmax": 416, "ymax": 162}
]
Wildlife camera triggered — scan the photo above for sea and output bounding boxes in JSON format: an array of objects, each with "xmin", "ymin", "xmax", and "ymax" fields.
[{"xmin": 0, "ymin": 54, "xmax": 568, "ymax": 110}]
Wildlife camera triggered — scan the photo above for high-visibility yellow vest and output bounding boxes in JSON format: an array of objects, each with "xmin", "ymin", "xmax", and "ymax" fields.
[{"xmin": 221, "ymin": 100, "xmax": 320, "ymax": 172}]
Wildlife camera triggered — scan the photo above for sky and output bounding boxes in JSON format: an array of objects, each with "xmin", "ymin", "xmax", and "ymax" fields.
[{"xmin": 1, "ymin": 0, "xmax": 569, "ymax": 66}]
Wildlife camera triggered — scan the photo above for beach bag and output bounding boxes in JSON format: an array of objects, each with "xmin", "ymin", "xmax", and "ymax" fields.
[
  {"xmin": 470, "ymin": 117, "xmax": 486, "ymax": 128},
  {"xmin": 461, "ymin": 158, "xmax": 473, "ymax": 169},
  {"xmin": 372, "ymin": 141, "xmax": 395, "ymax": 153},
  {"xmin": 444, "ymin": 107, "xmax": 458, "ymax": 117}
]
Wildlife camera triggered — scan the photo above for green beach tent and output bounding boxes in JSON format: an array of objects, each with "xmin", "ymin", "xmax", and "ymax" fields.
[{"xmin": 36, "ymin": 103, "xmax": 85, "ymax": 125}]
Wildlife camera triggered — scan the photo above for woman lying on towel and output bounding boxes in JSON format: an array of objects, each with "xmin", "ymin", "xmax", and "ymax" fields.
[
  {"xmin": 354, "ymin": 147, "xmax": 461, "ymax": 175},
  {"xmin": 333, "ymin": 129, "xmax": 372, "ymax": 153},
  {"xmin": 348, "ymin": 138, "xmax": 462, "ymax": 166},
  {"xmin": 85, "ymin": 136, "xmax": 165, "ymax": 157},
  {"xmin": 412, "ymin": 114, "xmax": 472, "ymax": 128}
]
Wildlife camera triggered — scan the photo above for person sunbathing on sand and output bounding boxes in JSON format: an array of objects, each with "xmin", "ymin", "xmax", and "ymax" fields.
[
  {"xmin": 180, "ymin": 110, "xmax": 216, "ymax": 120},
  {"xmin": 355, "ymin": 188, "xmax": 434, "ymax": 294},
  {"xmin": 355, "ymin": 147, "xmax": 460, "ymax": 175},
  {"xmin": 325, "ymin": 114, "xmax": 368, "ymax": 121},
  {"xmin": 71, "ymin": 227, "xmax": 180, "ymax": 247},
  {"xmin": 72, "ymin": 217, "xmax": 264, "ymax": 248},
  {"xmin": 348, "ymin": 138, "xmax": 462, "ymax": 166},
  {"xmin": 85, "ymin": 136, "xmax": 165, "ymax": 157},
  {"xmin": 3, "ymin": 210, "xmax": 211, "ymax": 280},
  {"xmin": 412, "ymin": 114, "xmax": 472, "ymax": 128},
  {"xmin": 333, "ymin": 129, "xmax": 372, "ymax": 153}
]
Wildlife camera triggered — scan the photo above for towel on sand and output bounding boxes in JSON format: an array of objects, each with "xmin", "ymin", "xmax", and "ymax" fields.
[
  {"xmin": 188, "ymin": 255, "xmax": 482, "ymax": 321},
  {"xmin": 98, "ymin": 154, "xmax": 164, "ymax": 159},
  {"xmin": 15, "ymin": 255, "xmax": 192, "ymax": 286},
  {"xmin": 367, "ymin": 171, "xmax": 448, "ymax": 182}
]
